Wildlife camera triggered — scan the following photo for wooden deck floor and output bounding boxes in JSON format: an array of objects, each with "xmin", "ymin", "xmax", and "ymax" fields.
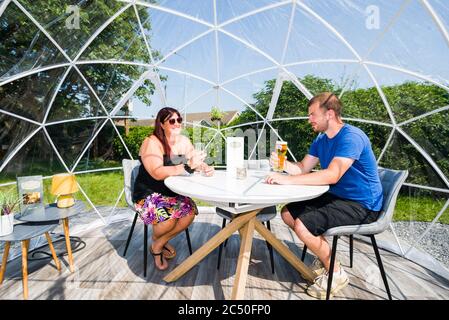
[{"xmin": 0, "ymin": 210, "xmax": 448, "ymax": 300}]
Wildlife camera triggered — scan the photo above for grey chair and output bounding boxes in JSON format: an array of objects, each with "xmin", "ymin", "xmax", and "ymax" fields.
[
  {"xmin": 216, "ymin": 159, "xmax": 277, "ymax": 274},
  {"xmin": 301, "ymin": 167, "xmax": 408, "ymax": 300},
  {"xmin": 122, "ymin": 159, "xmax": 193, "ymax": 277}
]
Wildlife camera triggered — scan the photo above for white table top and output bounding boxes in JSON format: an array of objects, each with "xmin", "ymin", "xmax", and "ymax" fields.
[{"xmin": 165, "ymin": 170, "xmax": 329, "ymax": 208}]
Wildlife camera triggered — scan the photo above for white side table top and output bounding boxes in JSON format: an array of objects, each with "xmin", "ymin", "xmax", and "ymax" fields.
[{"xmin": 165, "ymin": 170, "xmax": 329, "ymax": 206}]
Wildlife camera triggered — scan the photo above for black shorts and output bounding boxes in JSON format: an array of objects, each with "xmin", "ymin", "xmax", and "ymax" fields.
[{"xmin": 286, "ymin": 192, "xmax": 380, "ymax": 237}]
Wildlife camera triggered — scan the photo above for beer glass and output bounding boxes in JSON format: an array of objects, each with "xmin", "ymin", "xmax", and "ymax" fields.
[{"xmin": 274, "ymin": 141, "xmax": 288, "ymax": 172}]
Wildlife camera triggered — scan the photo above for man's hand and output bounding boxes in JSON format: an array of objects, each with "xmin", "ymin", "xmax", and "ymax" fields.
[
  {"xmin": 265, "ymin": 172, "xmax": 290, "ymax": 185},
  {"xmin": 269, "ymin": 151, "xmax": 288, "ymax": 170}
]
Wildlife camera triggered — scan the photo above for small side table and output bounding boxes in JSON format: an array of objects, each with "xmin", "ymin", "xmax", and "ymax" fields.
[
  {"xmin": 0, "ymin": 221, "xmax": 60, "ymax": 299},
  {"xmin": 15, "ymin": 201, "xmax": 85, "ymax": 273}
]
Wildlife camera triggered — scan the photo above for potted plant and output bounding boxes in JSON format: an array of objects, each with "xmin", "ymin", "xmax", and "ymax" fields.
[
  {"xmin": 0, "ymin": 191, "xmax": 19, "ymax": 236},
  {"xmin": 210, "ymin": 106, "xmax": 225, "ymax": 128}
]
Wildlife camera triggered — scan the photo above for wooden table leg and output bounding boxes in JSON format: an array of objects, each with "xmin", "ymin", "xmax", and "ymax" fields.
[
  {"xmin": 0, "ymin": 241, "xmax": 11, "ymax": 284},
  {"xmin": 231, "ymin": 218, "xmax": 255, "ymax": 300},
  {"xmin": 254, "ymin": 220, "xmax": 316, "ymax": 283},
  {"xmin": 21, "ymin": 240, "xmax": 29, "ymax": 300},
  {"xmin": 45, "ymin": 232, "xmax": 61, "ymax": 271},
  {"xmin": 163, "ymin": 209, "xmax": 261, "ymax": 283},
  {"xmin": 62, "ymin": 217, "xmax": 75, "ymax": 273}
]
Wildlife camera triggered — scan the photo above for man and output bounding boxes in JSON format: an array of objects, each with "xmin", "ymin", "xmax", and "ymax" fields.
[{"xmin": 265, "ymin": 92, "xmax": 383, "ymax": 299}]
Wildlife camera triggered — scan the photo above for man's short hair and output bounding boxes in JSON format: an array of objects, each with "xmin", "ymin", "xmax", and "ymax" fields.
[{"xmin": 307, "ymin": 92, "xmax": 342, "ymax": 118}]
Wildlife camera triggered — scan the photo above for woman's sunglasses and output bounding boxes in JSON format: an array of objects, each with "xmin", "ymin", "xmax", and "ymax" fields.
[{"xmin": 165, "ymin": 117, "xmax": 183, "ymax": 125}]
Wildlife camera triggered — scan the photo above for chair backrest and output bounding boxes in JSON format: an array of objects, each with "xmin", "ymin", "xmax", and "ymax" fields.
[
  {"xmin": 122, "ymin": 159, "xmax": 141, "ymax": 208},
  {"xmin": 375, "ymin": 167, "xmax": 408, "ymax": 231}
]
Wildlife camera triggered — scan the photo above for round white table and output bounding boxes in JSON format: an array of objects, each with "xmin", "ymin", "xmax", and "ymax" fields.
[{"xmin": 164, "ymin": 170, "xmax": 329, "ymax": 300}]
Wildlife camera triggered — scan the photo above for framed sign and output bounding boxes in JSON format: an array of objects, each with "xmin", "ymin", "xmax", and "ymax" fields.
[{"xmin": 17, "ymin": 175, "xmax": 44, "ymax": 213}]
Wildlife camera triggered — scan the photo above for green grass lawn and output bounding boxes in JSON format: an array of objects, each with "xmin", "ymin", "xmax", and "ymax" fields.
[{"xmin": 1, "ymin": 171, "xmax": 448, "ymax": 224}]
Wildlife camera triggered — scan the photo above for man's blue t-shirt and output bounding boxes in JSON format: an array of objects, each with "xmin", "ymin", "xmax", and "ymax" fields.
[{"xmin": 309, "ymin": 124, "xmax": 383, "ymax": 211}]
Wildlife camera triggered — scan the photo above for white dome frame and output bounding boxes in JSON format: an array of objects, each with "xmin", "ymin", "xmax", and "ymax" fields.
[{"xmin": 1, "ymin": 0, "xmax": 449, "ymax": 265}]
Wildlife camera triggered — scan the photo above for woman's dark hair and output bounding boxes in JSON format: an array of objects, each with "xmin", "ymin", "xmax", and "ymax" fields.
[{"xmin": 152, "ymin": 107, "xmax": 181, "ymax": 156}]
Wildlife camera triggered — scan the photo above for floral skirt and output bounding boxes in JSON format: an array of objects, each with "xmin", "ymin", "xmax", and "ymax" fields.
[{"xmin": 135, "ymin": 193, "xmax": 198, "ymax": 225}]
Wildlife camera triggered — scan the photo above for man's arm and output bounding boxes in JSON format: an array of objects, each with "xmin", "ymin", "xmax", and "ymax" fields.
[
  {"xmin": 266, "ymin": 157, "xmax": 354, "ymax": 185},
  {"xmin": 289, "ymin": 154, "xmax": 320, "ymax": 175},
  {"xmin": 289, "ymin": 157, "xmax": 354, "ymax": 185}
]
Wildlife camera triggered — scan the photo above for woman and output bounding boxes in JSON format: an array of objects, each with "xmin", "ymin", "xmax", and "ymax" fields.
[{"xmin": 132, "ymin": 107, "xmax": 214, "ymax": 270}]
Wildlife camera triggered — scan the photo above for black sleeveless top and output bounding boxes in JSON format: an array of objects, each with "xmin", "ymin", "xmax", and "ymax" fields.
[{"xmin": 132, "ymin": 154, "xmax": 188, "ymax": 203}]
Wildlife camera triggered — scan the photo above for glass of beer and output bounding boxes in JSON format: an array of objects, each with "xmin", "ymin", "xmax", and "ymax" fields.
[{"xmin": 274, "ymin": 141, "xmax": 288, "ymax": 172}]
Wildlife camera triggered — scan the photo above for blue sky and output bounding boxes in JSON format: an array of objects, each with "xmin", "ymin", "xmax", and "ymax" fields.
[{"xmin": 129, "ymin": 0, "xmax": 449, "ymax": 119}]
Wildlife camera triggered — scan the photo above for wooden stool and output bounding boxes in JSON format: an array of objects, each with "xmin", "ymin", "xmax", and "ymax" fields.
[{"xmin": 0, "ymin": 221, "xmax": 60, "ymax": 299}]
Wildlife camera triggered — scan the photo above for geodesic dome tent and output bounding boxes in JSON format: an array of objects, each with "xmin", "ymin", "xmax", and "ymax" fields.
[{"xmin": 1, "ymin": 0, "xmax": 449, "ymax": 273}]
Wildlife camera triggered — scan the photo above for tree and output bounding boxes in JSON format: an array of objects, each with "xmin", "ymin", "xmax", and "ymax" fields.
[
  {"xmin": 0, "ymin": 0, "xmax": 163, "ymax": 177},
  {"xmin": 231, "ymin": 75, "xmax": 449, "ymax": 185}
]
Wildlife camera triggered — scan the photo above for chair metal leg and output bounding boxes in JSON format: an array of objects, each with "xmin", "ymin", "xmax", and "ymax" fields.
[
  {"xmin": 349, "ymin": 235, "xmax": 353, "ymax": 268},
  {"xmin": 370, "ymin": 235, "xmax": 392, "ymax": 300},
  {"xmin": 223, "ymin": 218, "xmax": 229, "ymax": 247},
  {"xmin": 301, "ymin": 245, "xmax": 308, "ymax": 262},
  {"xmin": 123, "ymin": 212, "xmax": 138, "ymax": 256},
  {"xmin": 266, "ymin": 221, "xmax": 275, "ymax": 274},
  {"xmin": 144, "ymin": 224, "xmax": 148, "ymax": 277},
  {"xmin": 326, "ymin": 236, "xmax": 339, "ymax": 300},
  {"xmin": 217, "ymin": 218, "xmax": 227, "ymax": 270},
  {"xmin": 185, "ymin": 228, "xmax": 193, "ymax": 255}
]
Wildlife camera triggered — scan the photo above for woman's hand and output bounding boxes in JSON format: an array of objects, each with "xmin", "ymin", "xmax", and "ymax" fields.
[
  {"xmin": 200, "ymin": 163, "xmax": 214, "ymax": 177},
  {"xmin": 187, "ymin": 150, "xmax": 206, "ymax": 169},
  {"xmin": 265, "ymin": 172, "xmax": 290, "ymax": 185}
]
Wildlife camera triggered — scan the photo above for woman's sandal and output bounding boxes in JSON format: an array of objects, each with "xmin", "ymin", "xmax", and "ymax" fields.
[
  {"xmin": 162, "ymin": 245, "xmax": 176, "ymax": 259},
  {"xmin": 150, "ymin": 247, "xmax": 168, "ymax": 271}
]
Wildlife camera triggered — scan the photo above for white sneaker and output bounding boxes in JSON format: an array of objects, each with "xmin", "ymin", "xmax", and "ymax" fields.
[
  {"xmin": 306, "ymin": 267, "xmax": 349, "ymax": 299},
  {"xmin": 311, "ymin": 258, "xmax": 340, "ymax": 278}
]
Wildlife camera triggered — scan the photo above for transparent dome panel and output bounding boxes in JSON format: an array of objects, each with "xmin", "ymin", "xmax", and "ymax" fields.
[
  {"xmin": 78, "ymin": 63, "xmax": 149, "ymax": 113},
  {"xmin": 161, "ymin": 32, "xmax": 216, "ymax": 83},
  {"xmin": 268, "ymin": 119, "xmax": 317, "ymax": 163},
  {"xmin": 216, "ymin": 0, "xmax": 285, "ymax": 25},
  {"xmin": 367, "ymin": 1, "xmax": 449, "ymax": 85},
  {"xmin": 145, "ymin": 0, "xmax": 214, "ymax": 24},
  {"xmin": 114, "ymin": 77, "xmax": 159, "ymax": 118},
  {"xmin": 46, "ymin": 118, "xmax": 107, "ymax": 170},
  {"xmin": 138, "ymin": 4, "xmax": 210, "ymax": 63},
  {"xmin": 221, "ymin": 122, "xmax": 271, "ymax": 163},
  {"xmin": 74, "ymin": 121, "xmax": 124, "ymax": 172},
  {"xmin": 429, "ymin": 0, "xmax": 449, "ymax": 36},
  {"xmin": 378, "ymin": 132, "xmax": 448, "ymax": 189},
  {"xmin": 217, "ymin": 31, "xmax": 276, "ymax": 83},
  {"xmin": 283, "ymin": 4, "xmax": 356, "ymax": 64},
  {"xmin": 402, "ymin": 112, "xmax": 449, "ymax": 182},
  {"xmin": 160, "ymin": 69, "xmax": 213, "ymax": 112},
  {"xmin": 0, "ymin": 2, "xmax": 67, "ymax": 80},
  {"xmin": 329, "ymin": 64, "xmax": 392, "ymax": 124},
  {"xmin": 17, "ymin": 0, "xmax": 125, "ymax": 60},
  {"xmin": 272, "ymin": 80, "xmax": 310, "ymax": 120},
  {"xmin": 222, "ymin": 3, "xmax": 292, "ymax": 63},
  {"xmin": 0, "ymin": 114, "xmax": 40, "ymax": 176},
  {"xmin": 79, "ymin": 6, "xmax": 150, "ymax": 64},
  {"xmin": 300, "ymin": 0, "xmax": 405, "ymax": 58},
  {"xmin": 367, "ymin": 64, "xmax": 449, "ymax": 124},
  {"xmin": 76, "ymin": 169, "xmax": 125, "ymax": 209},
  {"xmin": 47, "ymin": 67, "xmax": 108, "ymax": 122},
  {"xmin": 222, "ymin": 68, "xmax": 278, "ymax": 118},
  {"xmin": 0, "ymin": 129, "xmax": 66, "ymax": 182},
  {"xmin": 0, "ymin": 67, "xmax": 67, "ymax": 122}
]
